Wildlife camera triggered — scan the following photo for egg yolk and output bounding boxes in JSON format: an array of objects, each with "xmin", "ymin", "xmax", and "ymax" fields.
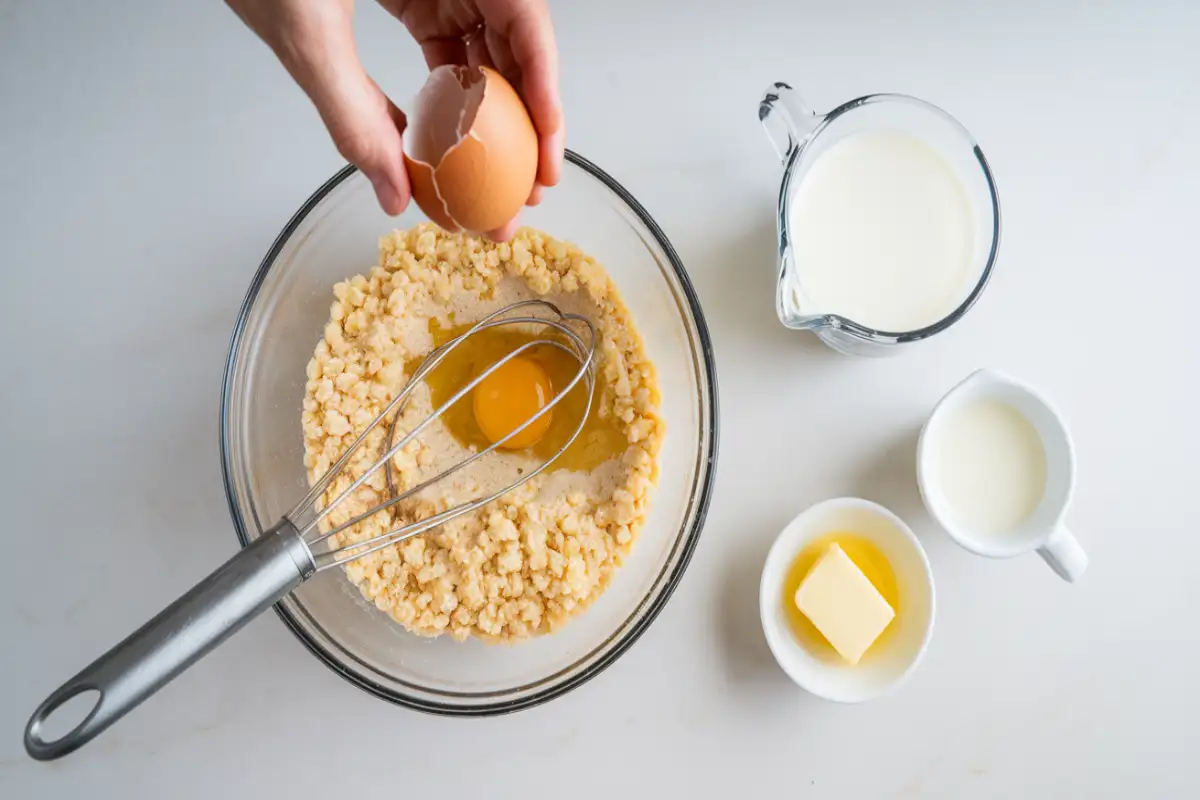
[
  {"xmin": 472, "ymin": 356, "xmax": 553, "ymax": 450},
  {"xmin": 414, "ymin": 321, "xmax": 628, "ymax": 472}
]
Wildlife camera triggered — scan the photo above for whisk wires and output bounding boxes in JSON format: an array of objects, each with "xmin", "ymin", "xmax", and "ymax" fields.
[{"xmin": 289, "ymin": 300, "xmax": 596, "ymax": 571}]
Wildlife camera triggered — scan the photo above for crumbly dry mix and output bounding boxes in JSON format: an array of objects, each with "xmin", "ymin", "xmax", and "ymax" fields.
[{"xmin": 301, "ymin": 223, "xmax": 663, "ymax": 642}]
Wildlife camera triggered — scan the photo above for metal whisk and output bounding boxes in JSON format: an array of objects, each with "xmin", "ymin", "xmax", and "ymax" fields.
[{"xmin": 26, "ymin": 299, "xmax": 596, "ymax": 761}]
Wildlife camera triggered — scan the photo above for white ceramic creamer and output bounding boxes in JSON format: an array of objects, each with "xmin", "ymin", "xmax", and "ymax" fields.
[{"xmin": 917, "ymin": 370, "xmax": 1088, "ymax": 583}]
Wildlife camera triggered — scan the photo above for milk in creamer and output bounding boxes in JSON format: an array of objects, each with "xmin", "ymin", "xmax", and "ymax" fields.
[{"xmin": 934, "ymin": 398, "xmax": 1048, "ymax": 536}]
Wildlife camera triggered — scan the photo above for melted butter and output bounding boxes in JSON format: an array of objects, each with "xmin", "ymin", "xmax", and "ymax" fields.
[
  {"xmin": 407, "ymin": 319, "xmax": 628, "ymax": 472},
  {"xmin": 782, "ymin": 532, "xmax": 900, "ymax": 663}
]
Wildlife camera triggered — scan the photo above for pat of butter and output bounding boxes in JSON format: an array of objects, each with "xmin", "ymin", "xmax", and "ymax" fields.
[{"xmin": 794, "ymin": 543, "xmax": 895, "ymax": 665}]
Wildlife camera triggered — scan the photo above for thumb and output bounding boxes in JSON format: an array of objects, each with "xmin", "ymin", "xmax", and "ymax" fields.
[{"xmin": 283, "ymin": 23, "xmax": 411, "ymax": 215}]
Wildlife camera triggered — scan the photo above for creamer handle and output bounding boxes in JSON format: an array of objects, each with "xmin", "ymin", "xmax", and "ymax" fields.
[{"xmin": 1038, "ymin": 525, "xmax": 1087, "ymax": 583}]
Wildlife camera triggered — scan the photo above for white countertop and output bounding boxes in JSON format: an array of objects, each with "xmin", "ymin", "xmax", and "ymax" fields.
[{"xmin": 3, "ymin": 1, "xmax": 1197, "ymax": 796}]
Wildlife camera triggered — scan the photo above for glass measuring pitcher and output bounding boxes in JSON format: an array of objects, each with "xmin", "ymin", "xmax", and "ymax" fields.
[{"xmin": 759, "ymin": 83, "xmax": 1001, "ymax": 355}]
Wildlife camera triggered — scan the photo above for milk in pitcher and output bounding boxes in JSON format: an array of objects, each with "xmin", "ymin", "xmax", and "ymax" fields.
[{"xmin": 787, "ymin": 131, "xmax": 976, "ymax": 332}]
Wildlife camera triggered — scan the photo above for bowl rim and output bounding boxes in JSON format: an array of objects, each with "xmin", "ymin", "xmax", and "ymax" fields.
[{"xmin": 219, "ymin": 150, "xmax": 720, "ymax": 715}]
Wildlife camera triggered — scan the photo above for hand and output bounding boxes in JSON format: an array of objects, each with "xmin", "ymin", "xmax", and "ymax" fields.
[{"xmin": 227, "ymin": 0, "xmax": 563, "ymax": 240}]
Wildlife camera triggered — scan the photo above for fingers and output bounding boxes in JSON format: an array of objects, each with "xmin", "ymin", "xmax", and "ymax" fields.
[
  {"xmin": 419, "ymin": 36, "xmax": 467, "ymax": 71},
  {"xmin": 479, "ymin": 0, "xmax": 563, "ymax": 188},
  {"xmin": 325, "ymin": 77, "xmax": 411, "ymax": 216},
  {"xmin": 367, "ymin": 100, "xmax": 412, "ymax": 214},
  {"xmin": 265, "ymin": 6, "xmax": 411, "ymax": 215},
  {"xmin": 485, "ymin": 216, "xmax": 520, "ymax": 242},
  {"xmin": 465, "ymin": 28, "xmax": 496, "ymax": 72}
]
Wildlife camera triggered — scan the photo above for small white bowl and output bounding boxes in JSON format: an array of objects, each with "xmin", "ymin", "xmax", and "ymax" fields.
[{"xmin": 759, "ymin": 498, "xmax": 936, "ymax": 702}]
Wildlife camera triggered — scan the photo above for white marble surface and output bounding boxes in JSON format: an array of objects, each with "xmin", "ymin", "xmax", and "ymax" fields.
[{"xmin": 2, "ymin": 1, "xmax": 1197, "ymax": 796}]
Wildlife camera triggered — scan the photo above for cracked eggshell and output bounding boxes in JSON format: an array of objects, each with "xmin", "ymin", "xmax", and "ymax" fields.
[{"xmin": 404, "ymin": 65, "xmax": 538, "ymax": 234}]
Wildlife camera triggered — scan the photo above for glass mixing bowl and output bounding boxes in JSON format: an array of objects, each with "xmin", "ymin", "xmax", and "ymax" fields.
[{"xmin": 220, "ymin": 151, "xmax": 718, "ymax": 713}]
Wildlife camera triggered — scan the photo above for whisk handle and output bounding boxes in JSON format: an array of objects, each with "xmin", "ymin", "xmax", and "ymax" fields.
[{"xmin": 24, "ymin": 520, "xmax": 315, "ymax": 761}]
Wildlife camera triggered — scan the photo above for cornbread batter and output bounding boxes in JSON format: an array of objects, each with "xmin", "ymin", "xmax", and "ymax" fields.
[{"xmin": 301, "ymin": 224, "xmax": 662, "ymax": 641}]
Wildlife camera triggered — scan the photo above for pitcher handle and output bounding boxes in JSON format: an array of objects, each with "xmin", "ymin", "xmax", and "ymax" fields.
[{"xmin": 759, "ymin": 83, "xmax": 820, "ymax": 163}]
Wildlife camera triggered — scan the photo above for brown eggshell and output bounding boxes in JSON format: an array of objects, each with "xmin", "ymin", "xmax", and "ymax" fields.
[
  {"xmin": 403, "ymin": 66, "xmax": 538, "ymax": 234},
  {"xmin": 405, "ymin": 157, "xmax": 460, "ymax": 232},
  {"xmin": 433, "ymin": 67, "xmax": 539, "ymax": 233},
  {"xmin": 403, "ymin": 66, "xmax": 467, "ymax": 231}
]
